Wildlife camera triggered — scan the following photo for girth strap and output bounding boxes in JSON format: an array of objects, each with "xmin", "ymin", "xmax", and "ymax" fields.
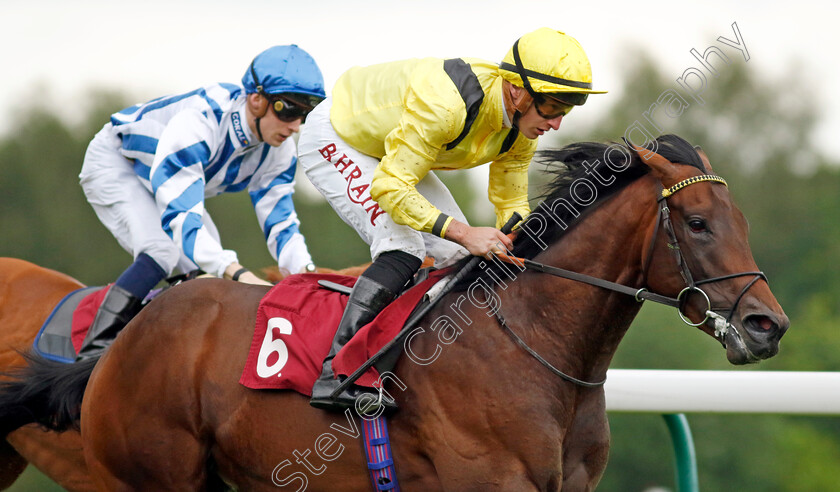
[{"xmin": 361, "ymin": 416, "xmax": 400, "ymax": 491}]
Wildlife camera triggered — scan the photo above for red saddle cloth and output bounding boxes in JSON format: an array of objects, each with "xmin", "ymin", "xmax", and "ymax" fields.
[
  {"xmin": 71, "ymin": 285, "xmax": 111, "ymax": 353},
  {"xmin": 240, "ymin": 271, "xmax": 448, "ymax": 395}
]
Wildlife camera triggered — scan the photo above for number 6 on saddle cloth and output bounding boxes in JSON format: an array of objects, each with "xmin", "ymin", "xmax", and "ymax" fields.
[{"xmin": 239, "ymin": 213, "xmax": 523, "ymax": 398}]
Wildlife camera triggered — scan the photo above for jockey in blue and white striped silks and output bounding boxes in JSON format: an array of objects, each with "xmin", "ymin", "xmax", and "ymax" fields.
[{"xmin": 75, "ymin": 45, "xmax": 325, "ymax": 361}]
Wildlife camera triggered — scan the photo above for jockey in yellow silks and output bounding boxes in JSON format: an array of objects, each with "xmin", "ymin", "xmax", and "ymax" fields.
[{"xmin": 298, "ymin": 27, "xmax": 606, "ymax": 411}]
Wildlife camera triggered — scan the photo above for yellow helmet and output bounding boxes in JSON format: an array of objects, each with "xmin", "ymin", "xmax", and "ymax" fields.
[{"xmin": 499, "ymin": 28, "xmax": 607, "ymax": 106}]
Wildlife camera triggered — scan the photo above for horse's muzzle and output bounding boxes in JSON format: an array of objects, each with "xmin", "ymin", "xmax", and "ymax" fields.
[{"xmin": 725, "ymin": 312, "xmax": 789, "ymax": 364}]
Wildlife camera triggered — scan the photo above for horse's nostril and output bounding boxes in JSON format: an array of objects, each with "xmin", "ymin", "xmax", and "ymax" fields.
[{"xmin": 743, "ymin": 315, "xmax": 780, "ymax": 338}]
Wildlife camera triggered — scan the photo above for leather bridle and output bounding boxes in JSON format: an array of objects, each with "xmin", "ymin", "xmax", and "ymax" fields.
[
  {"xmin": 644, "ymin": 175, "xmax": 767, "ymax": 334},
  {"xmin": 492, "ymin": 173, "xmax": 768, "ymax": 387}
]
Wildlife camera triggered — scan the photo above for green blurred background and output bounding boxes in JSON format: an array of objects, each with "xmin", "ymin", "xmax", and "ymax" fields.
[{"xmin": 2, "ymin": 50, "xmax": 839, "ymax": 491}]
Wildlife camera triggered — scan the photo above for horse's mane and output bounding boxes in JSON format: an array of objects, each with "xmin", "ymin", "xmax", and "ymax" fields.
[
  {"xmin": 514, "ymin": 133, "xmax": 707, "ymax": 258},
  {"xmin": 452, "ymin": 133, "xmax": 707, "ymax": 289}
]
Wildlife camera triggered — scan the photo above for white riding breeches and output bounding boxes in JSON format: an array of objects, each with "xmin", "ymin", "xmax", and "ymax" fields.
[
  {"xmin": 79, "ymin": 124, "xmax": 224, "ymax": 275},
  {"xmin": 297, "ymin": 99, "xmax": 469, "ymax": 268}
]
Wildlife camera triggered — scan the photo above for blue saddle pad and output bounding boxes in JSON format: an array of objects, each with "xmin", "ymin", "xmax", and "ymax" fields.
[{"xmin": 33, "ymin": 286, "xmax": 103, "ymax": 363}]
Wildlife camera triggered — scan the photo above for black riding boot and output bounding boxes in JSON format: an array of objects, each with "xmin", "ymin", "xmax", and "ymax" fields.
[
  {"xmin": 310, "ymin": 276, "xmax": 398, "ymax": 412},
  {"xmin": 76, "ymin": 285, "xmax": 143, "ymax": 361}
]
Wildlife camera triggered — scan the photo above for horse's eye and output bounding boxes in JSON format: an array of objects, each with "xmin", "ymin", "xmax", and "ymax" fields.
[{"xmin": 688, "ymin": 218, "xmax": 708, "ymax": 233}]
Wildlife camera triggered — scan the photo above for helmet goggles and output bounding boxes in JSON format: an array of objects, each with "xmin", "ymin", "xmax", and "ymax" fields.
[
  {"xmin": 266, "ymin": 93, "xmax": 322, "ymax": 123},
  {"xmin": 533, "ymin": 93, "xmax": 580, "ymax": 119}
]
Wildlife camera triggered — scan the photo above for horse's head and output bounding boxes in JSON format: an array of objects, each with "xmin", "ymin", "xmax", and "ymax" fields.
[{"xmin": 634, "ymin": 138, "xmax": 789, "ymax": 364}]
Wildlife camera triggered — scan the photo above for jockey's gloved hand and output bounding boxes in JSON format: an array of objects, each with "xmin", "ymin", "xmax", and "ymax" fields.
[
  {"xmin": 444, "ymin": 220, "xmax": 513, "ymax": 257},
  {"xmin": 224, "ymin": 262, "xmax": 273, "ymax": 286}
]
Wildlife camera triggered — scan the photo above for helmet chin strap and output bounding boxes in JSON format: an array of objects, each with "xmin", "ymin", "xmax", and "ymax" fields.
[
  {"xmin": 255, "ymin": 116, "xmax": 265, "ymax": 142},
  {"xmin": 253, "ymin": 96, "xmax": 270, "ymax": 142},
  {"xmin": 504, "ymin": 81, "xmax": 530, "ymax": 131}
]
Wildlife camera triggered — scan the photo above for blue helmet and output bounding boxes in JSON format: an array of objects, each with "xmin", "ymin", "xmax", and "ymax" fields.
[{"xmin": 242, "ymin": 45, "xmax": 326, "ymax": 106}]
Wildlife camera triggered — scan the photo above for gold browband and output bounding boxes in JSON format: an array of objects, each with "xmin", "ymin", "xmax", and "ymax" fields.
[{"xmin": 661, "ymin": 175, "xmax": 728, "ymax": 198}]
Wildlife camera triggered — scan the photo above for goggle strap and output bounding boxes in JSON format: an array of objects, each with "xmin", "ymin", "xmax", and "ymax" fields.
[
  {"xmin": 510, "ymin": 39, "xmax": 537, "ymax": 97},
  {"xmin": 502, "ymin": 38, "xmax": 593, "ymax": 91},
  {"xmin": 500, "ymin": 62, "xmax": 593, "ymax": 91},
  {"xmin": 250, "ymin": 58, "xmax": 267, "ymax": 140},
  {"xmin": 249, "ymin": 60, "xmax": 265, "ymax": 95}
]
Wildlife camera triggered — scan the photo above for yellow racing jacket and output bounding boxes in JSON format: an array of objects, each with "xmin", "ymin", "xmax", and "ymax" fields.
[{"xmin": 330, "ymin": 57, "xmax": 536, "ymax": 237}]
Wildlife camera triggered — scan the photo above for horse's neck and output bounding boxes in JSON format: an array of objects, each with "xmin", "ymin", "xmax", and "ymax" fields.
[{"xmin": 501, "ymin": 184, "xmax": 658, "ymax": 383}]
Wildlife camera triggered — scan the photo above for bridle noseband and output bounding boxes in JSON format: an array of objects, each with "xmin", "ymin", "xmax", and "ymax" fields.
[
  {"xmin": 493, "ymin": 173, "xmax": 767, "ymax": 387},
  {"xmin": 649, "ymin": 175, "xmax": 767, "ymax": 337}
]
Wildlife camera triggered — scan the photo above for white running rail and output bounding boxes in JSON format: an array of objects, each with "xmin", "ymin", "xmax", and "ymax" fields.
[{"xmin": 605, "ymin": 370, "xmax": 840, "ymax": 415}]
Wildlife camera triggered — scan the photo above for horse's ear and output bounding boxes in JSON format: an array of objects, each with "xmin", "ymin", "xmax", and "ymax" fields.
[
  {"xmin": 627, "ymin": 143, "xmax": 678, "ymax": 180},
  {"xmin": 694, "ymin": 145, "xmax": 714, "ymax": 172}
]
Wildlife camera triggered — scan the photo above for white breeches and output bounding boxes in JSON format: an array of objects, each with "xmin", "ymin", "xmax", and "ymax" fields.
[
  {"xmin": 297, "ymin": 99, "xmax": 469, "ymax": 267},
  {"xmin": 79, "ymin": 124, "xmax": 222, "ymax": 275}
]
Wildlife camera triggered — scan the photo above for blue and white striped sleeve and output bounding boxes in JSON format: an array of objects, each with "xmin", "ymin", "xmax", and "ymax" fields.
[
  {"xmin": 249, "ymin": 141, "xmax": 312, "ymax": 274},
  {"xmin": 149, "ymin": 110, "xmax": 237, "ymax": 277}
]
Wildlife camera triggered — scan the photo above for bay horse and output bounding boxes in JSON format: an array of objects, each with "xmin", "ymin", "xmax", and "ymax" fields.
[
  {"xmin": 0, "ymin": 258, "xmax": 367, "ymax": 491},
  {"xmin": 0, "ymin": 258, "xmax": 94, "ymax": 491},
  {"xmin": 1, "ymin": 135, "xmax": 788, "ymax": 491}
]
